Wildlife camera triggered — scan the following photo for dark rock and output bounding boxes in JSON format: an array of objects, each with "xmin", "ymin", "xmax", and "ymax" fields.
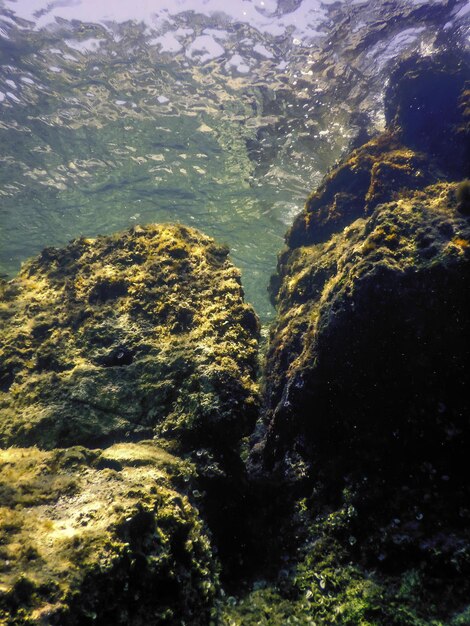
[
  {"xmin": 249, "ymin": 52, "xmax": 470, "ymax": 625},
  {"xmin": 264, "ymin": 183, "xmax": 470, "ymax": 485},
  {"xmin": 385, "ymin": 51, "xmax": 470, "ymax": 178},
  {"xmin": 287, "ymin": 133, "xmax": 438, "ymax": 249}
]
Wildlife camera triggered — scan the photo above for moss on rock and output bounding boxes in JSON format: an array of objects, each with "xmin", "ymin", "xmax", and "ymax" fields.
[
  {"xmin": 286, "ymin": 132, "xmax": 439, "ymax": 249},
  {"xmin": 249, "ymin": 53, "xmax": 470, "ymax": 625},
  {"xmin": 264, "ymin": 182, "xmax": 469, "ymax": 475},
  {"xmin": 0, "ymin": 442, "xmax": 218, "ymax": 625},
  {"xmin": 0, "ymin": 224, "xmax": 259, "ymax": 454}
]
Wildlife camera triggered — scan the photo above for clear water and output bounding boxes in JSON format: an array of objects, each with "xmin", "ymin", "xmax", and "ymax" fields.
[{"xmin": 1, "ymin": 0, "xmax": 468, "ymax": 321}]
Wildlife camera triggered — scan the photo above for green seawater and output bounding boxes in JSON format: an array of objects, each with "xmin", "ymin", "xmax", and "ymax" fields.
[
  {"xmin": 1, "ymin": 0, "xmax": 461, "ymax": 320},
  {"xmin": 0, "ymin": 15, "xmax": 355, "ymax": 322}
]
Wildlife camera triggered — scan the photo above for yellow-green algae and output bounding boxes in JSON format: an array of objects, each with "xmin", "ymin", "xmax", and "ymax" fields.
[
  {"xmin": 251, "ymin": 142, "xmax": 469, "ymax": 624},
  {"xmin": 0, "ymin": 442, "xmax": 218, "ymax": 625},
  {"xmin": 265, "ymin": 181, "xmax": 470, "ymax": 436},
  {"xmin": 0, "ymin": 223, "xmax": 261, "ymax": 625},
  {"xmin": 219, "ymin": 488, "xmax": 470, "ymax": 625},
  {"xmin": 286, "ymin": 132, "xmax": 438, "ymax": 249},
  {"xmin": 0, "ymin": 223, "xmax": 259, "ymax": 452}
]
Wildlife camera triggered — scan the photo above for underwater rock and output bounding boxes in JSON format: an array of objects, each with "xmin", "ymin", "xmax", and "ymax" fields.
[
  {"xmin": 0, "ymin": 442, "xmax": 218, "ymax": 625},
  {"xmin": 0, "ymin": 223, "xmax": 261, "ymax": 624},
  {"xmin": 0, "ymin": 224, "xmax": 259, "ymax": 454},
  {"xmin": 247, "ymin": 53, "xmax": 470, "ymax": 624},
  {"xmin": 384, "ymin": 51, "xmax": 470, "ymax": 179},
  {"xmin": 286, "ymin": 132, "xmax": 438, "ymax": 249},
  {"xmin": 286, "ymin": 52, "xmax": 470, "ymax": 251},
  {"xmin": 263, "ymin": 180, "xmax": 469, "ymax": 484}
]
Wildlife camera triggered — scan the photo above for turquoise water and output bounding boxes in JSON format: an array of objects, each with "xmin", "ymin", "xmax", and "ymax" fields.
[{"xmin": 1, "ymin": 0, "xmax": 467, "ymax": 320}]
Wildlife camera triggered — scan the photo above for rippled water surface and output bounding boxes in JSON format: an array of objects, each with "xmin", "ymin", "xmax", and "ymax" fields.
[{"xmin": 1, "ymin": 0, "xmax": 469, "ymax": 319}]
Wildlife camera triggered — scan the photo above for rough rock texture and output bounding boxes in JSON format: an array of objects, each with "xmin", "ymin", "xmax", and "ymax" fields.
[
  {"xmin": 0, "ymin": 442, "xmax": 218, "ymax": 626},
  {"xmin": 265, "ymin": 182, "xmax": 470, "ymax": 480},
  {"xmin": 286, "ymin": 52, "xmax": 470, "ymax": 252},
  {"xmin": 0, "ymin": 224, "xmax": 259, "ymax": 454},
  {"xmin": 246, "ymin": 54, "xmax": 470, "ymax": 624},
  {"xmin": 285, "ymin": 132, "xmax": 439, "ymax": 250},
  {"xmin": 0, "ymin": 223, "xmax": 260, "ymax": 625}
]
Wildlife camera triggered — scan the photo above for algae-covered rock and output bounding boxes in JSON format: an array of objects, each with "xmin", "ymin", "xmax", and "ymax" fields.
[
  {"xmin": 0, "ymin": 442, "xmax": 218, "ymax": 625},
  {"xmin": 257, "ymin": 182, "xmax": 470, "ymax": 620},
  {"xmin": 286, "ymin": 52, "xmax": 470, "ymax": 252},
  {"xmin": 286, "ymin": 132, "xmax": 438, "ymax": 249},
  {"xmin": 0, "ymin": 223, "xmax": 261, "ymax": 624},
  {"xmin": 261, "ymin": 56, "xmax": 470, "ymax": 494},
  {"xmin": 0, "ymin": 224, "xmax": 259, "ymax": 453},
  {"xmin": 264, "ymin": 182, "xmax": 470, "ymax": 480},
  {"xmin": 249, "ymin": 53, "xmax": 470, "ymax": 625}
]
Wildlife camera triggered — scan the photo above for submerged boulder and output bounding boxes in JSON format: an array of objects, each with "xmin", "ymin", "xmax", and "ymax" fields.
[
  {"xmin": 286, "ymin": 132, "xmax": 439, "ymax": 249},
  {"xmin": 0, "ymin": 223, "xmax": 261, "ymax": 625},
  {"xmin": 249, "ymin": 52, "xmax": 470, "ymax": 624},
  {"xmin": 0, "ymin": 442, "xmax": 218, "ymax": 625},
  {"xmin": 0, "ymin": 224, "xmax": 259, "ymax": 454},
  {"xmin": 260, "ymin": 55, "xmax": 470, "ymax": 494},
  {"xmin": 286, "ymin": 51, "xmax": 470, "ymax": 252},
  {"xmin": 384, "ymin": 51, "xmax": 470, "ymax": 179},
  {"xmin": 264, "ymin": 181, "xmax": 470, "ymax": 474}
]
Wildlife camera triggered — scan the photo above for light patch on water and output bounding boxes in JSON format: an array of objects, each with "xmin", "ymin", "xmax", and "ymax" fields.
[
  {"xmin": 197, "ymin": 123, "xmax": 214, "ymax": 133},
  {"xmin": 65, "ymin": 38, "xmax": 105, "ymax": 53},
  {"xmin": 5, "ymin": 91, "xmax": 20, "ymax": 102},
  {"xmin": 150, "ymin": 27, "xmax": 194, "ymax": 52},
  {"xmin": 226, "ymin": 54, "xmax": 250, "ymax": 73},
  {"xmin": 420, "ymin": 40, "xmax": 437, "ymax": 56},
  {"xmin": 252, "ymin": 43, "xmax": 273, "ymax": 59},
  {"xmin": 151, "ymin": 32, "xmax": 183, "ymax": 53},
  {"xmin": 4, "ymin": 0, "xmax": 331, "ymax": 43},
  {"xmin": 455, "ymin": 3, "xmax": 470, "ymax": 18},
  {"xmin": 203, "ymin": 28, "xmax": 229, "ymax": 40},
  {"xmin": 366, "ymin": 27, "xmax": 427, "ymax": 71},
  {"xmin": 185, "ymin": 34, "xmax": 225, "ymax": 63},
  {"xmin": 277, "ymin": 202, "xmax": 303, "ymax": 226}
]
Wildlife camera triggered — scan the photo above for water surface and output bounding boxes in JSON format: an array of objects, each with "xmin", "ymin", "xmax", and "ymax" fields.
[{"xmin": 1, "ymin": 0, "xmax": 468, "ymax": 320}]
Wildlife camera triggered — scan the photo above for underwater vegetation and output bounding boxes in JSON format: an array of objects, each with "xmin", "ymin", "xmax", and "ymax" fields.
[
  {"xmin": 246, "ymin": 51, "xmax": 470, "ymax": 625},
  {"xmin": 0, "ymin": 50, "xmax": 469, "ymax": 626},
  {"xmin": 0, "ymin": 223, "xmax": 259, "ymax": 454},
  {"xmin": 456, "ymin": 179, "xmax": 470, "ymax": 215},
  {"xmin": 0, "ymin": 444, "xmax": 218, "ymax": 625}
]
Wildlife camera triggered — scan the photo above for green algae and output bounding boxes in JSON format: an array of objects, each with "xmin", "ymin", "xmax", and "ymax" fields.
[
  {"xmin": 0, "ymin": 223, "xmax": 259, "ymax": 454},
  {"xmin": 220, "ymin": 484, "xmax": 470, "ymax": 625},
  {"xmin": 0, "ymin": 442, "xmax": 218, "ymax": 626}
]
